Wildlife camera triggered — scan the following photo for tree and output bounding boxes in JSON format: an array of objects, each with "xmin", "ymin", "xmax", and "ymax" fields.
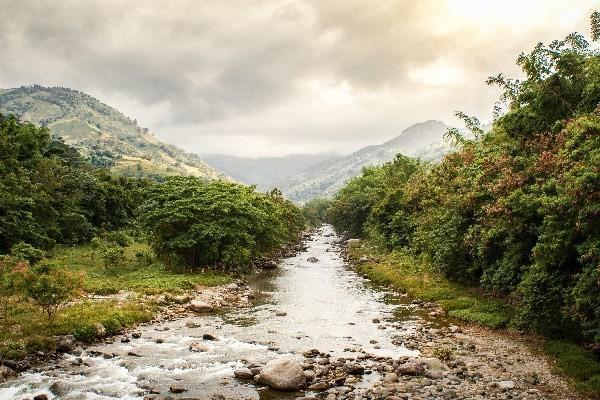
[{"xmin": 21, "ymin": 263, "xmax": 83, "ymax": 323}]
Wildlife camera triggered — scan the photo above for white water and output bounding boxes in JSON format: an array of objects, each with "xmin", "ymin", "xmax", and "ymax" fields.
[{"xmin": 1, "ymin": 225, "xmax": 422, "ymax": 400}]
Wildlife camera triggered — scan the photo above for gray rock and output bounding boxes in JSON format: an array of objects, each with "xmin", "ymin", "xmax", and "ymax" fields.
[
  {"xmin": 0, "ymin": 365, "xmax": 15, "ymax": 383},
  {"xmin": 54, "ymin": 335, "xmax": 75, "ymax": 353},
  {"xmin": 307, "ymin": 257, "xmax": 319, "ymax": 263},
  {"xmin": 189, "ymin": 342, "xmax": 210, "ymax": 352},
  {"xmin": 187, "ymin": 300, "xmax": 213, "ymax": 313},
  {"xmin": 234, "ymin": 368, "xmax": 254, "ymax": 379},
  {"xmin": 257, "ymin": 358, "xmax": 307, "ymax": 391}
]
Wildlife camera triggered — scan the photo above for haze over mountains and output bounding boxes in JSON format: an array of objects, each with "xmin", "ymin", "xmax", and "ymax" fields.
[
  {"xmin": 0, "ymin": 86, "xmax": 227, "ymax": 180},
  {"xmin": 208, "ymin": 120, "xmax": 453, "ymax": 202},
  {"xmin": 0, "ymin": 85, "xmax": 453, "ymax": 202}
]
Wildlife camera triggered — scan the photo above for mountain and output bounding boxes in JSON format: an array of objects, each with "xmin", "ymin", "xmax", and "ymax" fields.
[
  {"xmin": 280, "ymin": 120, "xmax": 453, "ymax": 202},
  {"xmin": 204, "ymin": 153, "xmax": 339, "ymax": 191},
  {"xmin": 0, "ymin": 85, "xmax": 227, "ymax": 180}
]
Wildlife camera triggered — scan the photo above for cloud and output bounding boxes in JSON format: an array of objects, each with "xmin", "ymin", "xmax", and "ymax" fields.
[{"xmin": 0, "ymin": 0, "xmax": 596, "ymax": 156}]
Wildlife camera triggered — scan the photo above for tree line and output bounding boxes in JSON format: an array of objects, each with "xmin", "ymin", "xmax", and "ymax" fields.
[
  {"xmin": 0, "ymin": 114, "xmax": 305, "ymax": 321},
  {"xmin": 314, "ymin": 32, "xmax": 600, "ymax": 346}
]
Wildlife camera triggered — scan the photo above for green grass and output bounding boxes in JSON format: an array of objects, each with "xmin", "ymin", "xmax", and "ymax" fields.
[
  {"xmin": 350, "ymin": 243, "xmax": 600, "ymax": 398},
  {"xmin": 50, "ymin": 242, "xmax": 232, "ymax": 295},
  {"xmin": 352, "ymin": 247, "xmax": 512, "ymax": 328},
  {"xmin": 545, "ymin": 340, "xmax": 600, "ymax": 398},
  {"xmin": 0, "ymin": 300, "xmax": 156, "ymax": 360},
  {"xmin": 0, "ymin": 242, "xmax": 232, "ymax": 360}
]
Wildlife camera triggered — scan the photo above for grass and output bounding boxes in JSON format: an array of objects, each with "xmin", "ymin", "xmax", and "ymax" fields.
[
  {"xmin": 352, "ymin": 247, "xmax": 512, "ymax": 328},
  {"xmin": 349, "ymin": 243, "xmax": 600, "ymax": 398},
  {"xmin": 545, "ymin": 340, "xmax": 600, "ymax": 398},
  {"xmin": 0, "ymin": 242, "xmax": 232, "ymax": 360},
  {"xmin": 50, "ymin": 242, "xmax": 232, "ymax": 295},
  {"xmin": 0, "ymin": 300, "xmax": 156, "ymax": 360}
]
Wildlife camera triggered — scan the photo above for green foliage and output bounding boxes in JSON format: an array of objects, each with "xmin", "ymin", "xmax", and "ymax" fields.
[
  {"xmin": 0, "ymin": 113, "xmax": 149, "ymax": 252},
  {"xmin": 302, "ymin": 198, "xmax": 333, "ymax": 226},
  {"xmin": 544, "ymin": 340, "xmax": 600, "ymax": 395},
  {"xmin": 139, "ymin": 178, "xmax": 305, "ymax": 269},
  {"xmin": 330, "ymin": 31, "xmax": 600, "ymax": 348},
  {"xmin": 9, "ymin": 242, "xmax": 46, "ymax": 264},
  {"xmin": 20, "ymin": 263, "xmax": 84, "ymax": 323}
]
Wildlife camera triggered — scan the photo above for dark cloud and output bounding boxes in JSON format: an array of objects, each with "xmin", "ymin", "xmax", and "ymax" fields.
[{"xmin": 0, "ymin": 0, "xmax": 595, "ymax": 155}]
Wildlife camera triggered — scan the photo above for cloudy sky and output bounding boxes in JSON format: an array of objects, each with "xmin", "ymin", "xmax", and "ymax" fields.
[{"xmin": 0, "ymin": 0, "xmax": 597, "ymax": 156}]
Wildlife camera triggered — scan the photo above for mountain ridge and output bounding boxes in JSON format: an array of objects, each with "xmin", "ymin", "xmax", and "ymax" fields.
[
  {"xmin": 280, "ymin": 120, "xmax": 454, "ymax": 202},
  {"xmin": 0, "ymin": 85, "xmax": 227, "ymax": 180}
]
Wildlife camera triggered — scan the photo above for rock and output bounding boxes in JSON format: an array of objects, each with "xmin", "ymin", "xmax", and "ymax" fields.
[
  {"xmin": 132, "ymin": 332, "xmax": 142, "ymax": 339},
  {"xmin": 343, "ymin": 363, "xmax": 365, "ymax": 375},
  {"xmin": 383, "ymin": 372, "xmax": 398, "ymax": 384},
  {"xmin": 121, "ymin": 337, "xmax": 130, "ymax": 343},
  {"xmin": 357, "ymin": 256, "xmax": 369, "ymax": 264},
  {"xmin": 307, "ymin": 257, "xmax": 319, "ymax": 263},
  {"xmin": 155, "ymin": 338, "xmax": 164, "ymax": 344},
  {"xmin": 33, "ymin": 395, "xmax": 49, "ymax": 400},
  {"xmin": 49, "ymin": 381, "xmax": 70, "ymax": 396},
  {"xmin": 127, "ymin": 351, "xmax": 142, "ymax": 357},
  {"xmin": 275, "ymin": 311, "xmax": 287, "ymax": 317},
  {"xmin": 397, "ymin": 362, "xmax": 425, "ymax": 375},
  {"xmin": 303, "ymin": 349, "xmax": 320, "ymax": 358},
  {"xmin": 187, "ymin": 300, "xmax": 213, "ymax": 313},
  {"xmin": 93, "ymin": 322, "xmax": 107, "ymax": 337},
  {"xmin": 257, "ymin": 358, "xmax": 307, "ymax": 391},
  {"xmin": 347, "ymin": 239, "xmax": 361, "ymax": 248},
  {"xmin": 0, "ymin": 365, "xmax": 15, "ymax": 383},
  {"xmin": 185, "ymin": 321, "xmax": 202, "ymax": 328},
  {"xmin": 494, "ymin": 380, "xmax": 515, "ymax": 390},
  {"xmin": 54, "ymin": 335, "xmax": 76, "ymax": 353},
  {"xmin": 202, "ymin": 333, "xmax": 217, "ymax": 341},
  {"xmin": 234, "ymin": 368, "xmax": 254, "ymax": 379},
  {"xmin": 259, "ymin": 260, "xmax": 278, "ymax": 269},
  {"xmin": 169, "ymin": 385, "xmax": 187, "ymax": 393},
  {"xmin": 189, "ymin": 342, "xmax": 210, "ymax": 352},
  {"xmin": 308, "ymin": 382, "xmax": 329, "ymax": 390}
]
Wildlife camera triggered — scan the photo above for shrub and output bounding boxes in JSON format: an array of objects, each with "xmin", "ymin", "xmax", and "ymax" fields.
[{"xmin": 21, "ymin": 263, "xmax": 84, "ymax": 323}]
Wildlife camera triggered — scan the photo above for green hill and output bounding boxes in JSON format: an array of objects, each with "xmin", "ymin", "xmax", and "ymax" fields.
[{"xmin": 0, "ymin": 85, "xmax": 227, "ymax": 180}]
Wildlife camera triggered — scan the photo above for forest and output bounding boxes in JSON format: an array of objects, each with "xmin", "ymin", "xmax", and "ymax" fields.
[{"xmin": 318, "ymin": 32, "xmax": 600, "ymax": 350}]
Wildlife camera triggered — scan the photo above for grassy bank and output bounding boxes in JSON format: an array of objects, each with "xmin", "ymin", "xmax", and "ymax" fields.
[
  {"xmin": 348, "ymin": 243, "xmax": 600, "ymax": 398},
  {"xmin": 0, "ymin": 242, "xmax": 232, "ymax": 360}
]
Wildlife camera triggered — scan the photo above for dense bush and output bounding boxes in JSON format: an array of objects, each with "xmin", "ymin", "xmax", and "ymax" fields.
[
  {"xmin": 139, "ymin": 178, "xmax": 305, "ymax": 269},
  {"xmin": 0, "ymin": 114, "xmax": 147, "ymax": 252},
  {"xmin": 328, "ymin": 33, "xmax": 600, "ymax": 344}
]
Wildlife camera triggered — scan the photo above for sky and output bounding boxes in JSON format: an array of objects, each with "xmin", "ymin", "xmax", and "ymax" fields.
[{"xmin": 0, "ymin": 0, "xmax": 597, "ymax": 157}]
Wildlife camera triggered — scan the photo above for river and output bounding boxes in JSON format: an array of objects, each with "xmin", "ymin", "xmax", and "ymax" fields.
[{"xmin": 1, "ymin": 225, "xmax": 434, "ymax": 400}]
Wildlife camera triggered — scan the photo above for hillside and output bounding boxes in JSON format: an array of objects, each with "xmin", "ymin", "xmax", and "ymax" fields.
[
  {"xmin": 281, "ymin": 120, "xmax": 453, "ymax": 202},
  {"xmin": 0, "ymin": 85, "xmax": 227, "ymax": 180},
  {"xmin": 204, "ymin": 153, "xmax": 339, "ymax": 191}
]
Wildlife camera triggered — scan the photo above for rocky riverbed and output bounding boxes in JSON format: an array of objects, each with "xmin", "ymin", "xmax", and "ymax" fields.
[{"xmin": 0, "ymin": 226, "xmax": 582, "ymax": 400}]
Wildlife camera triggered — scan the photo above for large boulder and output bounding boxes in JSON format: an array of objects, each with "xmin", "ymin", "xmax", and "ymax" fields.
[
  {"xmin": 187, "ymin": 300, "xmax": 213, "ymax": 313},
  {"xmin": 257, "ymin": 358, "xmax": 307, "ymax": 391}
]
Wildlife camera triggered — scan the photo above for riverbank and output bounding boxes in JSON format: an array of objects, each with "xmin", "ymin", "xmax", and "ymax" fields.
[
  {"xmin": 0, "ymin": 234, "xmax": 311, "ymax": 370},
  {"xmin": 343, "ymin": 239, "xmax": 600, "ymax": 399}
]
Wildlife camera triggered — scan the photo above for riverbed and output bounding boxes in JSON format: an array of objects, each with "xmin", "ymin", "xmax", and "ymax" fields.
[{"xmin": 0, "ymin": 226, "xmax": 579, "ymax": 400}]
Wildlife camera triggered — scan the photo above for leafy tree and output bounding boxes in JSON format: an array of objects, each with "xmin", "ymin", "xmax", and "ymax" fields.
[
  {"xmin": 21, "ymin": 263, "xmax": 84, "ymax": 323},
  {"xmin": 139, "ymin": 177, "xmax": 304, "ymax": 269}
]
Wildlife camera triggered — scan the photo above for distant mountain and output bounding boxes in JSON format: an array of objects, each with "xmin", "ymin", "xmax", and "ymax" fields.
[
  {"xmin": 280, "ymin": 120, "xmax": 454, "ymax": 202},
  {"xmin": 0, "ymin": 85, "xmax": 227, "ymax": 180},
  {"xmin": 204, "ymin": 153, "xmax": 339, "ymax": 191}
]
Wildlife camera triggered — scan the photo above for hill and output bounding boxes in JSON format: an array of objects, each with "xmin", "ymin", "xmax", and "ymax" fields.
[
  {"xmin": 280, "ymin": 120, "xmax": 453, "ymax": 202},
  {"xmin": 204, "ymin": 153, "xmax": 339, "ymax": 191},
  {"xmin": 0, "ymin": 85, "xmax": 227, "ymax": 180}
]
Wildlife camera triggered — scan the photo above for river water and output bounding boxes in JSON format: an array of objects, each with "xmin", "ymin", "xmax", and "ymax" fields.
[{"xmin": 1, "ymin": 225, "xmax": 430, "ymax": 400}]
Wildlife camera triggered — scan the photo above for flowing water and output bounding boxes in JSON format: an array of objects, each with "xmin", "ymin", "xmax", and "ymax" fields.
[{"xmin": 1, "ymin": 225, "xmax": 433, "ymax": 400}]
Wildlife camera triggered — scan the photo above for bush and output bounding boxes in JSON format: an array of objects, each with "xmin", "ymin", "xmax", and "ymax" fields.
[
  {"xmin": 21, "ymin": 263, "xmax": 84, "ymax": 323},
  {"xmin": 139, "ymin": 177, "xmax": 304, "ymax": 269},
  {"xmin": 9, "ymin": 242, "xmax": 46, "ymax": 264}
]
